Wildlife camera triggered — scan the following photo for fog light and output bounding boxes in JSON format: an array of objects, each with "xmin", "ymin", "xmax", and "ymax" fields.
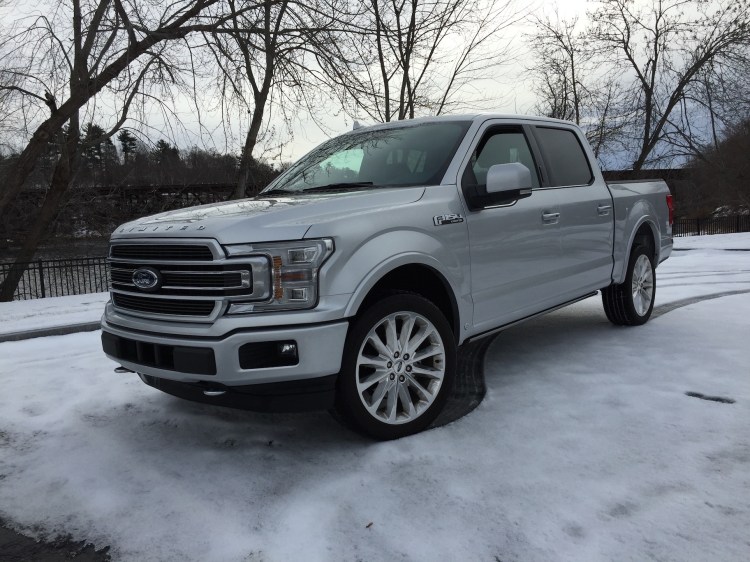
[{"xmin": 238, "ymin": 340, "xmax": 299, "ymax": 369}]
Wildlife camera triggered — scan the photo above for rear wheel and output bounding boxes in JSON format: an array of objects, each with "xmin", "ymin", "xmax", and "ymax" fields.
[
  {"xmin": 602, "ymin": 244, "xmax": 655, "ymax": 326},
  {"xmin": 333, "ymin": 293, "xmax": 456, "ymax": 440}
]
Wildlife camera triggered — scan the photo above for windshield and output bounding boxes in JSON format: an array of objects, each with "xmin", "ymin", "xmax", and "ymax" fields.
[{"xmin": 262, "ymin": 121, "xmax": 471, "ymax": 194}]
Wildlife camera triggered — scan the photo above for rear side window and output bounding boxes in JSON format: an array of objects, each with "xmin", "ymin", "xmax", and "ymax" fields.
[{"xmin": 534, "ymin": 127, "xmax": 593, "ymax": 187}]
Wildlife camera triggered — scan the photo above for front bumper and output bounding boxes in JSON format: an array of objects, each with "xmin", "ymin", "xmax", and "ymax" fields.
[{"xmin": 100, "ymin": 314, "xmax": 349, "ymax": 387}]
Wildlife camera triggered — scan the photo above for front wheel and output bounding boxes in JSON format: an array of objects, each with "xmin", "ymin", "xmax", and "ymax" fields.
[
  {"xmin": 333, "ymin": 293, "xmax": 456, "ymax": 440},
  {"xmin": 602, "ymin": 244, "xmax": 655, "ymax": 326}
]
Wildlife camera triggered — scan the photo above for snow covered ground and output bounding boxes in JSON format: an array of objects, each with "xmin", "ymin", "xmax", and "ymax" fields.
[
  {"xmin": 0, "ymin": 233, "xmax": 749, "ymax": 561},
  {"xmin": 0, "ymin": 292, "xmax": 109, "ymax": 336}
]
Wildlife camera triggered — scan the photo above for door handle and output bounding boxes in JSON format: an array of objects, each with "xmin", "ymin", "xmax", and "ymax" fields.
[
  {"xmin": 597, "ymin": 204, "xmax": 612, "ymax": 216},
  {"xmin": 542, "ymin": 211, "xmax": 560, "ymax": 223}
]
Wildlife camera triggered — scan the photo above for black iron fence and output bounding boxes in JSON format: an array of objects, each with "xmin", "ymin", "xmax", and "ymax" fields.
[
  {"xmin": 673, "ymin": 215, "xmax": 750, "ymax": 237},
  {"xmin": 0, "ymin": 256, "xmax": 109, "ymax": 301}
]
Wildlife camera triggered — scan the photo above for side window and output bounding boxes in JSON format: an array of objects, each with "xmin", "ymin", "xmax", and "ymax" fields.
[
  {"xmin": 534, "ymin": 127, "xmax": 593, "ymax": 186},
  {"xmin": 462, "ymin": 131, "xmax": 540, "ymax": 189}
]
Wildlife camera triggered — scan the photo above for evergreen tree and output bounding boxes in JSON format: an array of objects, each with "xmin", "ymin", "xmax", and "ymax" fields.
[{"xmin": 117, "ymin": 130, "xmax": 137, "ymax": 164}]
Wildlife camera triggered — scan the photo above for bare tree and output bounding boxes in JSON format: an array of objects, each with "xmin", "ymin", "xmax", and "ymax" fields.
[
  {"xmin": 331, "ymin": 0, "xmax": 526, "ymax": 123},
  {"xmin": 205, "ymin": 0, "xmax": 346, "ymax": 199},
  {"xmin": 0, "ymin": 0, "xmax": 253, "ymax": 301},
  {"xmin": 528, "ymin": 14, "xmax": 588, "ymax": 124},
  {"xmin": 527, "ymin": 13, "xmax": 627, "ymax": 164},
  {"xmin": 589, "ymin": 0, "xmax": 750, "ymax": 170},
  {"xmin": 663, "ymin": 45, "xmax": 750, "ymax": 163}
]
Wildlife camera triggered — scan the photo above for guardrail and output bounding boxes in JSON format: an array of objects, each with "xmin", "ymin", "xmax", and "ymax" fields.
[{"xmin": 0, "ymin": 257, "xmax": 109, "ymax": 301}]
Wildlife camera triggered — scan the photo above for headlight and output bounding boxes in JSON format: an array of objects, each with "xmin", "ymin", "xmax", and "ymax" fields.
[{"xmin": 223, "ymin": 238, "xmax": 334, "ymax": 313}]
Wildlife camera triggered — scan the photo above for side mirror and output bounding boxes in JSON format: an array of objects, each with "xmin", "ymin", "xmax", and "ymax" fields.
[
  {"xmin": 463, "ymin": 162, "xmax": 533, "ymax": 211},
  {"xmin": 486, "ymin": 162, "xmax": 532, "ymax": 194}
]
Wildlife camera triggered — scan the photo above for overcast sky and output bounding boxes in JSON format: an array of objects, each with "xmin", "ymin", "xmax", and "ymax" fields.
[
  {"xmin": 0, "ymin": 0, "xmax": 595, "ymax": 164},
  {"xmin": 229, "ymin": 0, "xmax": 595, "ymax": 163}
]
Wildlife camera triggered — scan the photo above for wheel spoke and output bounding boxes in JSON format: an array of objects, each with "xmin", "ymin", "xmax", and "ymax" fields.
[
  {"xmin": 407, "ymin": 324, "xmax": 431, "ymax": 354},
  {"xmin": 384, "ymin": 317, "xmax": 398, "ymax": 353},
  {"xmin": 397, "ymin": 384, "xmax": 416, "ymax": 418},
  {"xmin": 367, "ymin": 332, "xmax": 391, "ymax": 359},
  {"xmin": 405, "ymin": 373, "xmax": 433, "ymax": 401},
  {"xmin": 385, "ymin": 386, "xmax": 398, "ymax": 421},
  {"xmin": 410, "ymin": 365, "xmax": 443, "ymax": 379},
  {"xmin": 366, "ymin": 380, "xmax": 389, "ymax": 412},
  {"xmin": 412, "ymin": 344, "xmax": 441, "ymax": 363},
  {"xmin": 359, "ymin": 356, "xmax": 389, "ymax": 369},
  {"xmin": 398, "ymin": 315, "xmax": 417, "ymax": 353},
  {"xmin": 635, "ymin": 261, "xmax": 645, "ymax": 280},
  {"xmin": 359, "ymin": 368, "xmax": 389, "ymax": 389}
]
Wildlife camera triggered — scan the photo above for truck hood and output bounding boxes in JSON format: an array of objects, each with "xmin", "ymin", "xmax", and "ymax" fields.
[{"xmin": 111, "ymin": 187, "xmax": 426, "ymax": 244}]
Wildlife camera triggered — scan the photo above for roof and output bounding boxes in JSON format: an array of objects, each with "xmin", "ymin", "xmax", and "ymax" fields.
[{"xmin": 351, "ymin": 113, "xmax": 577, "ymax": 133}]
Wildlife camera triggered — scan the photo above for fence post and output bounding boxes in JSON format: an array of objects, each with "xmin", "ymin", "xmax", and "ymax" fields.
[{"xmin": 37, "ymin": 259, "xmax": 46, "ymax": 298}]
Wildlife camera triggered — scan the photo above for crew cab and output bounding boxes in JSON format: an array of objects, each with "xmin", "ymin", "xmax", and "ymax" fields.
[{"xmin": 101, "ymin": 114, "xmax": 673, "ymax": 439}]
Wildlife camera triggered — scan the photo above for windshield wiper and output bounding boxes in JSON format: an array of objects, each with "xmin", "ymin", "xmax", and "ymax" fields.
[
  {"xmin": 301, "ymin": 182, "xmax": 375, "ymax": 193},
  {"xmin": 260, "ymin": 188, "xmax": 295, "ymax": 196}
]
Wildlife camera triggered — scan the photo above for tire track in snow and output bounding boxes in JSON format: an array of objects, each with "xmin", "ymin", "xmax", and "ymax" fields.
[{"xmin": 653, "ymin": 289, "xmax": 750, "ymax": 319}]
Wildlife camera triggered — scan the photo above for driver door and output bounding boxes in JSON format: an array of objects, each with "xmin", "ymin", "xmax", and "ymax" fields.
[{"xmin": 462, "ymin": 123, "xmax": 564, "ymax": 333}]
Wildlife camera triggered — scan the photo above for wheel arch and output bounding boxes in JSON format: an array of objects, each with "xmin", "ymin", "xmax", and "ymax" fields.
[
  {"xmin": 614, "ymin": 217, "xmax": 660, "ymax": 284},
  {"xmin": 346, "ymin": 262, "xmax": 461, "ymax": 342}
]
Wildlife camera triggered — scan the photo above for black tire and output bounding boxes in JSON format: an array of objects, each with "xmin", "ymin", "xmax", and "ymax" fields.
[
  {"xmin": 602, "ymin": 244, "xmax": 656, "ymax": 326},
  {"xmin": 333, "ymin": 293, "xmax": 457, "ymax": 440}
]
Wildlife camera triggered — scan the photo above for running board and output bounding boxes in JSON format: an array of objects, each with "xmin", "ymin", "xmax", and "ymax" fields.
[{"xmin": 465, "ymin": 292, "xmax": 598, "ymax": 344}]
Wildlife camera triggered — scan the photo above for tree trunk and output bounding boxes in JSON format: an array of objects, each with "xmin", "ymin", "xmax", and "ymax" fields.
[
  {"xmin": 232, "ymin": 96, "xmax": 268, "ymax": 200},
  {"xmin": 0, "ymin": 107, "xmax": 80, "ymax": 221},
  {"xmin": 632, "ymin": 147, "xmax": 649, "ymax": 171},
  {"xmin": 0, "ymin": 128, "xmax": 79, "ymax": 301},
  {"xmin": 0, "ymin": 0, "xmax": 215, "ymax": 222}
]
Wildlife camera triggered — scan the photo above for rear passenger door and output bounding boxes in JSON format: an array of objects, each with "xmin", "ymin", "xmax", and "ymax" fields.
[
  {"xmin": 530, "ymin": 126, "xmax": 614, "ymax": 297},
  {"xmin": 460, "ymin": 122, "xmax": 565, "ymax": 333}
]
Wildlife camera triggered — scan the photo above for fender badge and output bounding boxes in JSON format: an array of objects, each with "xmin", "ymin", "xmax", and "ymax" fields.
[{"xmin": 433, "ymin": 214, "xmax": 464, "ymax": 226}]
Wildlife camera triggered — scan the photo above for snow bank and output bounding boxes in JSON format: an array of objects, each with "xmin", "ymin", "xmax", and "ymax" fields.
[{"xmin": 0, "ymin": 292, "xmax": 109, "ymax": 336}]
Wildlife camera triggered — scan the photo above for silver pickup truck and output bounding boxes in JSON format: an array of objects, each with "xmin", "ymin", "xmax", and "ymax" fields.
[{"xmin": 101, "ymin": 114, "xmax": 673, "ymax": 439}]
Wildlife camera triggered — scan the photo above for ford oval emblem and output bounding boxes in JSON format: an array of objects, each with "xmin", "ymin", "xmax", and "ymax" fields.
[{"xmin": 132, "ymin": 267, "xmax": 162, "ymax": 291}]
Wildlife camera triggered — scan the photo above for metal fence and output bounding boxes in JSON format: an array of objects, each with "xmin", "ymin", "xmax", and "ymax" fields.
[
  {"xmin": 0, "ymin": 256, "xmax": 109, "ymax": 300},
  {"xmin": 673, "ymin": 215, "xmax": 750, "ymax": 237}
]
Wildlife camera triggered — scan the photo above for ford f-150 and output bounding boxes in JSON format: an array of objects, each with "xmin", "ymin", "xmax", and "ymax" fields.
[{"xmin": 101, "ymin": 114, "xmax": 673, "ymax": 439}]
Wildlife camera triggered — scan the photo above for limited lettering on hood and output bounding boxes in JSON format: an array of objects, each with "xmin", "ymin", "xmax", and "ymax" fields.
[{"xmin": 118, "ymin": 224, "xmax": 207, "ymax": 233}]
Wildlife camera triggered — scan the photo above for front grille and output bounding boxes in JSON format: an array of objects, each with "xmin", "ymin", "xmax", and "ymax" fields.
[
  {"xmin": 110, "ymin": 244, "xmax": 213, "ymax": 261},
  {"xmin": 110, "ymin": 264, "xmax": 250, "ymax": 296},
  {"xmin": 113, "ymin": 293, "xmax": 216, "ymax": 317},
  {"xmin": 109, "ymin": 240, "xmax": 268, "ymax": 321}
]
